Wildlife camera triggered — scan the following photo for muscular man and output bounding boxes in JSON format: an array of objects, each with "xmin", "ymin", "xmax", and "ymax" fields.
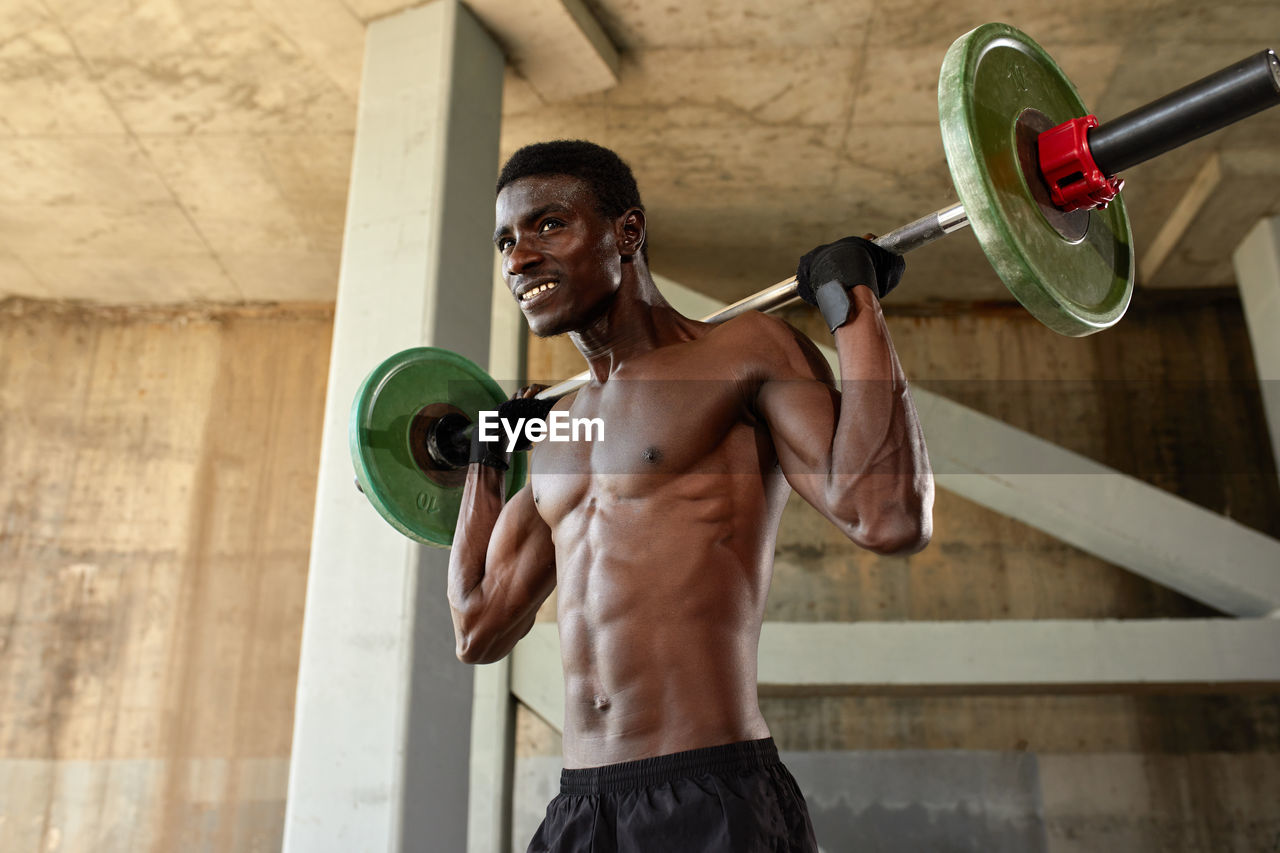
[{"xmin": 449, "ymin": 140, "xmax": 933, "ymax": 852}]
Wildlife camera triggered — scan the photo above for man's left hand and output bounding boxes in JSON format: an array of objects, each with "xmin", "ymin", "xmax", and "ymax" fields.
[{"xmin": 795, "ymin": 236, "xmax": 905, "ymax": 332}]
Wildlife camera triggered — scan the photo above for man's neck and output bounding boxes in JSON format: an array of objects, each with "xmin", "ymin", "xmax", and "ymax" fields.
[{"xmin": 570, "ymin": 267, "xmax": 693, "ymax": 383}]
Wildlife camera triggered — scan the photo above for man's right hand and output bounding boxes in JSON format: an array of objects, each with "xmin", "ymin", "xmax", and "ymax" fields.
[
  {"xmin": 498, "ymin": 385, "xmax": 553, "ymax": 453},
  {"xmin": 469, "ymin": 384, "xmax": 554, "ymax": 467}
]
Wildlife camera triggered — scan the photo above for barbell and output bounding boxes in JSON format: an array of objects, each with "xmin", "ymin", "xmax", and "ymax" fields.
[{"xmin": 351, "ymin": 22, "xmax": 1280, "ymax": 546}]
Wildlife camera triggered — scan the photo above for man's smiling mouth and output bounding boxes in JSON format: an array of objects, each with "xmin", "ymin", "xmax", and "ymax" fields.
[{"xmin": 519, "ymin": 280, "xmax": 560, "ymax": 303}]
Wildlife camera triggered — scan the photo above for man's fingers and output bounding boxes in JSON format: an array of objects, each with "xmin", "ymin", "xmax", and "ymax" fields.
[{"xmin": 514, "ymin": 384, "xmax": 548, "ymax": 400}]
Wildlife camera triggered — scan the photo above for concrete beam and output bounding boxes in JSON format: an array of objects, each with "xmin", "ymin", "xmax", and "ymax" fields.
[
  {"xmin": 654, "ymin": 276, "xmax": 1280, "ymax": 618},
  {"xmin": 917, "ymin": 396, "xmax": 1280, "ymax": 618},
  {"xmin": 1140, "ymin": 153, "xmax": 1222, "ymax": 285},
  {"xmin": 754, "ymin": 619, "xmax": 1280, "ymax": 695},
  {"xmin": 467, "ymin": 0, "xmax": 619, "ymax": 101},
  {"xmin": 1141, "ymin": 149, "xmax": 1280, "ymax": 289},
  {"xmin": 509, "ymin": 620, "xmax": 564, "ymax": 733},
  {"xmin": 512, "ymin": 619, "xmax": 1280, "ymax": 732},
  {"xmin": 1233, "ymin": 216, "xmax": 1280, "ymax": 481}
]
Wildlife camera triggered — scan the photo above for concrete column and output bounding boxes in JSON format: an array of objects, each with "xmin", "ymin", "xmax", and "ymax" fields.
[
  {"xmin": 1233, "ymin": 216, "xmax": 1280, "ymax": 481},
  {"xmin": 283, "ymin": 3, "xmax": 504, "ymax": 851},
  {"xmin": 464, "ymin": 271, "xmax": 526, "ymax": 853}
]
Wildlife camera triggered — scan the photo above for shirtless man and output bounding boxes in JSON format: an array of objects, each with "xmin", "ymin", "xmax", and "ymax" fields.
[{"xmin": 448, "ymin": 140, "xmax": 933, "ymax": 852}]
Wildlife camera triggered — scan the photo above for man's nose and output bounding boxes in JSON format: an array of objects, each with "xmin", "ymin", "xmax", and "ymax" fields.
[{"xmin": 506, "ymin": 237, "xmax": 544, "ymax": 275}]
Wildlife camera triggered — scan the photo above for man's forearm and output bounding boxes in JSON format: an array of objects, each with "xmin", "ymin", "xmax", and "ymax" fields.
[
  {"xmin": 447, "ymin": 463, "xmax": 507, "ymax": 629},
  {"xmin": 827, "ymin": 287, "xmax": 934, "ymax": 552}
]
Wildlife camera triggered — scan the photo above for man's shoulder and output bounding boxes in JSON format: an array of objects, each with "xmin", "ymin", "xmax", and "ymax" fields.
[
  {"xmin": 705, "ymin": 311, "xmax": 833, "ymax": 384},
  {"xmin": 705, "ymin": 310, "xmax": 796, "ymax": 349}
]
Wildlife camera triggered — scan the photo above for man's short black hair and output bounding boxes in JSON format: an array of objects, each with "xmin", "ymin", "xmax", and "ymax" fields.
[{"xmin": 496, "ymin": 140, "xmax": 647, "ymax": 260}]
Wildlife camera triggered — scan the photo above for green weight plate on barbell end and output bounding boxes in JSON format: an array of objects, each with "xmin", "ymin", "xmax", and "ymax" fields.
[
  {"xmin": 939, "ymin": 23, "xmax": 1135, "ymax": 337},
  {"xmin": 349, "ymin": 346, "xmax": 528, "ymax": 548}
]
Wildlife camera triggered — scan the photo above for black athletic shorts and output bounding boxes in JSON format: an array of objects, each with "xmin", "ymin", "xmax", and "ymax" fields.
[{"xmin": 526, "ymin": 738, "xmax": 819, "ymax": 852}]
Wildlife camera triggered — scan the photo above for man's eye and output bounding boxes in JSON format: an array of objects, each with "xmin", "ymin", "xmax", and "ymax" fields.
[
  {"xmin": 540, "ymin": 219, "xmax": 563, "ymax": 233},
  {"xmin": 497, "ymin": 238, "xmax": 513, "ymax": 251}
]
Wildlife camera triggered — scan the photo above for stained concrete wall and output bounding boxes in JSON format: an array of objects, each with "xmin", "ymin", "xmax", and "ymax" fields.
[
  {"xmin": 520, "ymin": 292, "xmax": 1280, "ymax": 852},
  {"xmin": 0, "ymin": 299, "xmax": 332, "ymax": 852}
]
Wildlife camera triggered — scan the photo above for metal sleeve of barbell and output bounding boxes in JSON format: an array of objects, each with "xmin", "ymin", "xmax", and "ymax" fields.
[
  {"xmin": 876, "ymin": 202, "xmax": 970, "ymax": 254},
  {"xmin": 698, "ymin": 203, "xmax": 970, "ymax": 320},
  {"xmin": 1089, "ymin": 49, "xmax": 1280, "ymax": 177},
  {"xmin": 534, "ymin": 202, "xmax": 971, "ymax": 400}
]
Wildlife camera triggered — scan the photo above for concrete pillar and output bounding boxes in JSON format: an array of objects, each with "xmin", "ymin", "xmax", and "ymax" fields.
[
  {"xmin": 463, "ymin": 268, "xmax": 527, "ymax": 853},
  {"xmin": 283, "ymin": 3, "xmax": 504, "ymax": 851},
  {"xmin": 1233, "ymin": 216, "xmax": 1280, "ymax": 480}
]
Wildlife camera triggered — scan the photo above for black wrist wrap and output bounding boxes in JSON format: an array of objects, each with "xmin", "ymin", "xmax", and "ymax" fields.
[
  {"xmin": 498, "ymin": 396, "xmax": 558, "ymax": 453},
  {"xmin": 813, "ymin": 280, "xmax": 853, "ymax": 332}
]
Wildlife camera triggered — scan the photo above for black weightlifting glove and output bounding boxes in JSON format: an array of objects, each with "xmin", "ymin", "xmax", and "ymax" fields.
[
  {"xmin": 468, "ymin": 391, "xmax": 558, "ymax": 468},
  {"xmin": 496, "ymin": 395, "xmax": 557, "ymax": 453},
  {"xmin": 795, "ymin": 236, "xmax": 906, "ymax": 332}
]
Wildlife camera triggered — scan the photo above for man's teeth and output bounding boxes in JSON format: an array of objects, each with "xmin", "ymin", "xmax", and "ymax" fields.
[{"xmin": 520, "ymin": 281, "xmax": 558, "ymax": 302}]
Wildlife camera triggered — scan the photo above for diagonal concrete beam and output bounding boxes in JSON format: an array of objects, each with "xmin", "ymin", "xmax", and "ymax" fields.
[
  {"xmin": 1140, "ymin": 154, "xmax": 1222, "ymax": 285},
  {"xmin": 512, "ymin": 619, "xmax": 1280, "ymax": 733},
  {"xmin": 652, "ymin": 275, "xmax": 1280, "ymax": 618},
  {"xmin": 1233, "ymin": 216, "xmax": 1280, "ymax": 482},
  {"xmin": 509, "ymin": 622, "xmax": 563, "ymax": 733},
  {"xmin": 916, "ymin": 397, "xmax": 1280, "ymax": 618},
  {"xmin": 1140, "ymin": 150, "xmax": 1280, "ymax": 289}
]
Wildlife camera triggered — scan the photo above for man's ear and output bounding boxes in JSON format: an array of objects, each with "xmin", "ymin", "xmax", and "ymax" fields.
[{"xmin": 616, "ymin": 208, "xmax": 646, "ymax": 260}]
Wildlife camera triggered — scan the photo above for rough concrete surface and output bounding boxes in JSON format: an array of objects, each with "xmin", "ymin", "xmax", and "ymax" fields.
[{"xmin": 0, "ymin": 300, "xmax": 331, "ymax": 852}]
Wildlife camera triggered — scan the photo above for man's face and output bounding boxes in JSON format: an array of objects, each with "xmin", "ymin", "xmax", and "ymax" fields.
[{"xmin": 494, "ymin": 174, "xmax": 623, "ymax": 338}]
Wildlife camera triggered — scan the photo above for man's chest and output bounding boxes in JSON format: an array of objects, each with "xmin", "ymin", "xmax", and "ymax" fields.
[{"xmin": 527, "ymin": 373, "xmax": 759, "ymax": 518}]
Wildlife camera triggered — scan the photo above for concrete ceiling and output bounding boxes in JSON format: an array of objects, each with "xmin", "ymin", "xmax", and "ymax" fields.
[{"xmin": 2, "ymin": 0, "xmax": 1278, "ymax": 307}]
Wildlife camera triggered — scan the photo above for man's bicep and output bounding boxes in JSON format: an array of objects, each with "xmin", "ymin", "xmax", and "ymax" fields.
[
  {"xmin": 481, "ymin": 485, "xmax": 557, "ymax": 632},
  {"xmin": 752, "ymin": 323, "xmax": 847, "ymax": 508},
  {"xmin": 447, "ymin": 481, "xmax": 555, "ymax": 664},
  {"xmin": 757, "ymin": 371, "xmax": 841, "ymax": 496}
]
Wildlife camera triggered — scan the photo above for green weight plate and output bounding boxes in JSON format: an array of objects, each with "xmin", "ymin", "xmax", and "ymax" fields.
[
  {"xmin": 939, "ymin": 23, "xmax": 1134, "ymax": 336},
  {"xmin": 349, "ymin": 347, "xmax": 528, "ymax": 547}
]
